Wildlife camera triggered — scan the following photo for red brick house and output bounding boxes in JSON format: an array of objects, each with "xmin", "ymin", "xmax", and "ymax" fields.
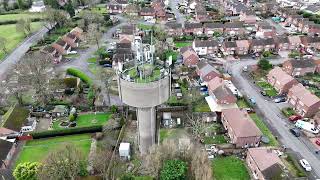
[
  {"xmin": 288, "ymin": 83, "xmax": 320, "ymax": 117},
  {"xmin": 196, "ymin": 61, "xmax": 221, "ymax": 82},
  {"xmin": 107, "ymin": 4, "xmax": 123, "ymax": 14},
  {"xmin": 288, "ymin": 36, "xmax": 302, "ymax": 49},
  {"xmin": 70, "ymin": 27, "xmax": 83, "ymax": 40},
  {"xmin": 203, "ymin": 23, "xmax": 224, "ymax": 36},
  {"xmin": 300, "ymin": 36, "xmax": 320, "ymax": 50},
  {"xmin": 41, "ymin": 46, "xmax": 62, "ymax": 64},
  {"xmin": 62, "ymin": 33, "xmax": 80, "ymax": 48},
  {"xmin": 52, "ymin": 39, "xmax": 71, "ymax": 55},
  {"xmin": 140, "ymin": 7, "xmax": 156, "ymax": 18},
  {"xmin": 275, "ymin": 36, "xmax": 290, "ymax": 51},
  {"xmin": 221, "ymin": 108, "xmax": 262, "ymax": 148},
  {"xmin": 224, "ymin": 22, "xmax": 245, "ymax": 35},
  {"xmin": 184, "ymin": 22, "xmax": 203, "ymax": 35},
  {"xmin": 235, "ymin": 40, "xmax": 250, "ymax": 55},
  {"xmin": 223, "ymin": 41, "xmax": 237, "ymax": 55},
  {"xmin": 165, "ymin": 22, "xmax": 183, "ymax": 36},
  {"xmin": 283, "ymin": 59, "xmax": 316, "ymax": 76},
  {"xmin": 267, "ymin": 66, "xmax": 298, "ymax": 94},
  {"xmin": 180, "ymin": 47, "xmax": 199, "ymax": 67},
  {"xmin": 192, "ymin": 40, "xmax": 220, "ymax": 55},
  {"xmin": 207, "ymin": 77, "xmax": 224, "ymax": 92},
  {"xmin": 246, "ymin": 147, "xmax": 284, "ymax": 180}
]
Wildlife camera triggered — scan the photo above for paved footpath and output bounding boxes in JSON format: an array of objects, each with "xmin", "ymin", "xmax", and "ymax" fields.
[{"xmin": 0, "ymin": 27, "xmax": 49, "ymax": 82}]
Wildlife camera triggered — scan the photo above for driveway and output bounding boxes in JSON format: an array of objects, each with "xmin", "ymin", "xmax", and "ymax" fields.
[
  {"xmin": 169, "ymin": 0, "xmax": 185, "ymax": 25},
  {"xmin": 228, "ymin": 59, "xmax": 320, "ymax": 179},
  {"xmin": 0, "ymin": 27, "xmax": 49, "ymax": 82}
]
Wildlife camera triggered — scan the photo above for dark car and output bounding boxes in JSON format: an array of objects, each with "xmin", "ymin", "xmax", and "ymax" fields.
[
  {"xmin": 260, "ymin": 91, "xmax": 267, "ymax": 96},
  {"xmin": 290, "ymin": 128, "xmax": 301, "ymax": 137}
]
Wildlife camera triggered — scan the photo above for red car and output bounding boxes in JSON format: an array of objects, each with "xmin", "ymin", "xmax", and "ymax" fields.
[
  {"xmin": 288, "ymin": 115, "xmax": 302, "ymax": 122},
  {"xmin": 316, "ymin": 139, "xmax": 320, "ymax": 146}
]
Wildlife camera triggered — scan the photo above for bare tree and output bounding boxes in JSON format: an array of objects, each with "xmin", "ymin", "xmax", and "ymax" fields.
[
  {"xmin": 97, "ymin": 67, "xmax": 115, "ymax": 105},
  {"xmin": 86, "ymin": 23, "xmax": 103, "ymax": 48},
  {"xmin": 79, "ymin": 10, "xmax": 104, "ymax": 30},
  {"xmin": 92, "ymin": 148, "xmax": 112, "ymax": 176},
  {"xmin": 16, "ymin": 18, "xmax": 31, "ymax": 37},
  {"xmin": 186, "ymin": 113, "xmax": 207, "ymax": 140},
  {"xmin": 145, "ymin": 139, "xmax": 212, "ymax": 180},
  {"xmin": 0, "ymin": 37, "xmax": 8, "ymax": 54},
  {"xmin": 38, "ymin": 144, "xmax": 87, "ymax": 180},
  {"xmin": 14, "ymin": 52, "xmax": 54, "ymax": 105},
  {"xmin": 42, "ymin": 8, "xmax": 70, "ymax": 30}
]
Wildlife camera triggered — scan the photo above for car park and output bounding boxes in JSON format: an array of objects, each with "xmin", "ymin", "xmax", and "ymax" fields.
[
  {"xmin": 299, "ymin": 159, "xmax": 312, "ymax": 172},
  {"xmin": 288, "ymin": 115, "xmax": 302, "ymax": 122},
  {"xmin": 290, "ymin": 128, "xmax": 301, "ymax": 137}
]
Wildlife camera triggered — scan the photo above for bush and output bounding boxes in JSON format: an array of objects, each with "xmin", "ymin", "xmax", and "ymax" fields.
[
  {"xmin": 31, "ymin": 125, "xmax": 103, "ymax": 139},
  {"xmin": 160, "ymin": 160, "xmax": 187, "ymax": 180},
  {"xmin": 66, "ymin": 68, "xmax": 93, "ymax": 86},
  {"xmin": 69, "ymin": 114, "xmax": 76, "ymax": 122},
  {"xmin": 14, "ymin": 162, "xmax": 41, "ymax": 180},
  {"xmin": 258, "ymin": 58, "xmax": 272, "ymax": 71}
]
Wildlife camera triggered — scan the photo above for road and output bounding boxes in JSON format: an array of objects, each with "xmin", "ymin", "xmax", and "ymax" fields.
[
  {"xmin": 0, "ymin": 27, "xmax": 49, "ymax": 82},
  {"xmin": 169, "ymin": 0, "xmax": 185, "ymax": 26},
  {"xmin": 228, "ymin": 59, "xmax": 320, "ymax": 179}
]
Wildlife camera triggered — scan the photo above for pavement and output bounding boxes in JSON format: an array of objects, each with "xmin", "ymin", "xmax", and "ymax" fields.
[
  {"xmin": 228, "ymin": 59, "xmax": 320, "ymax": 179},
  {"xmin": 0, "ymin": 27, "xmax": 49, "ymax": 82},
  {"xmin": 169, "ymin": 0, "xmax": 185, "ymax": 26}
]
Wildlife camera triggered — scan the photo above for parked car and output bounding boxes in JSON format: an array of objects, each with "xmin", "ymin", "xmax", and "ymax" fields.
[
  {"xmin": 299, "ymin": 159, "xmax": 312, "ymax": 172},
  {"xmin": 315, "ymin": 139, "xmax": 320, "ymax": 146},
  {"xmin": 244, "ymin": 108, "xmax": 255, "ymax": 113},
  {"xmin": 288, "ymin": 115, "xmax": 303, "ymax": 122},
  {"xmin": 290, "ymin": 128, "xmax": 301, "ymax": 137},
  {"xmin": 260, "ymin": 90, "xmax": 267, "ymax": 96},
  {"xmin": 274, "ymin": 97, "xmax": 286, "ymax": 103},
  {"xmin": 249, "ymin": 97, "xmax": 256, "ymax": 105}
]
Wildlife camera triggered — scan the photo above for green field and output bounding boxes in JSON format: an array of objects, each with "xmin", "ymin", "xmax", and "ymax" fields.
[
  {"xmin": 0, "ymin": 22, "xmax": 43, "ymax": 60},
  {"xmin": 203, "ymin": 135, "xmax": 227, "ymax": 144},
  {"xmin": 53, "ymin": 113, "xmax": 111, "ymax": 130},
  {"xmin": 250, "ymin": 113, "xmax": 279, "ymax": 147},
  {"xmin": 237, "ymin": 99, "xmax": 250, "ymax": 108},
  {"xmin": 212, "ymin": 156, "xmax": 250, "ymax": 180},
  {"xmin": 174, "ymin": 41, "xmax": 192, "ymax": 48},
  {"xmin": 15, "ymin": 134, "xmax": 92, "ymax": 165},
  {"xmin": 0, "ymin": 13, "xmax": 43, "ymax": 22}
]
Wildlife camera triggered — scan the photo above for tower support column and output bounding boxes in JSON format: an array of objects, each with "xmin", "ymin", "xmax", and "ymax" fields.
[{"xmin": 137, "ymin": 107, "xmax": 156, "ymax": 155}]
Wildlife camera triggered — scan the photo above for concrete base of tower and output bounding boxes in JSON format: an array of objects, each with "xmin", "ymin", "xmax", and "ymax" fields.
[{"xmin": 137, "ymin": 107, "xmax": 156, "ymax": 155}]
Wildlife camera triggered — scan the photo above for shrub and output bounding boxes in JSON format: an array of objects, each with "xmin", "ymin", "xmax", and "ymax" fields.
[
  {"xmin": 258, "ymin": 58, "xmax": 272, "ymax": 71},
  {"xmin": 69, "ymin": 114, "xmax": 76, "ymax": 122},
  {"xmin": 66, "ymin": 68, "xmax": 93, "ymax": 86},
  {"xmin": 64, "ymin": 77, "xmax": 78, "ymax": 88},
  {"xmin": 30, "ymin": 125, "xmax": 103, "ymax": 139},
  {"xmin": 160, "ymin": 160, "xmax": 187, "ymax": 180},
  {"xmin": 14, "ymin": 162, "xmax": 41, "ymax": 180},
  {"xmin": 110, "ymin": 105, "xmax": 118, "ymax": 113}
]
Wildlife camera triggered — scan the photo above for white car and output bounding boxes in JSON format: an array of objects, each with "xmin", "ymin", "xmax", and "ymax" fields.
[{"xmin": 300, "ymin": 159, "xmax": 312, "ymax": 171}]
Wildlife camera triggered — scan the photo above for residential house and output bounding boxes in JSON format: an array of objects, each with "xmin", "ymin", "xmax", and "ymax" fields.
[
  {"xmin": 288, "ymin": 35, "xmax": 302, "ymax": 49},
  {"xmin": 180, "ymin": 47, "xmax": 199, "ymax": 67},
  {"xmin": 223, "ymin": 41, "xmax": 237, "ymax": 55},
  {"xmin": 70, "ymin": 27, "xmax": 83, "ymax": 40},
  {"xmin": 0, "ymin": 139, "xmax": 15, "ymax": 169},
  {"xmin": 256, "ymin": 23, "xmax": 276, "ymax": 38},
  {"xmin": 41, "ymin": 46, "xmax": 62, "ymax": 64},
  {"xmin": 192, "ymin": 40, "xmax": 220, "ymax": 55},
  {"xmin": 140, "ymin": 7, "xmax": 156, "ymax": 20},
  {"xmin": 221, "ymin": 108, "xmax": 262, "ymax": 148},
  {"xmin": 195, "ymin": 5, "xmax": 208, "ymax": 22},
  {"xmin": 283, "ymin": 59, "xmax": 316, "ymax": 76},
  {"xmin": 267, "ymin": 66, "xmax": 298, "ymax": 94},
  {"xmin": 113, "ymin": 0, "xmax": 128, "ymax": 7},
  {"xmin": 125, "ymin": 4, "xmax": 139, "ymax": 16},
  {"xmin": 287, "ymin": 83, "xmax": 320, "ymax": 117},
  {"xmin": 250, "ymin": 39, "xmax": 264, "ymax": 53},
  {"xmin": 300, "ymin": 36, "xmax": 320, "ymax": 50},
  {"xmin": 286, "ymin": 15, "xmax": 303, "ymax": 26},
  {"xmin": 165, "ymin": 22, "xmax": 183, "ymax": 36},
  {"xmin": 196, "ymin": 61, "xmax": 221, "ymax": 82},
  {"xmin": 263, "ymin": 38, "xmax": 276, "ymax": 52},
  {"xmin": 203, "ymin": 23, "xmax": 224, "ymax": 36},
  {"xmin": 246, "ymin": 147, "xmax": 284, "ymax": 180},
  {"xmin": 62, "ymin": 33, "xmax": 80, "ymax": 48},
  {"xmin": 107, "ymin": 4, "xmax": 123, "ymax": 14},
  {"xmin": 52, "ymin": 39, "xmax": 71, "ymax": 55},
  {"xmin": 184, "ymin": 22, "xmax": 203, "ymax": 35},
  {"xmin": 207, "ymin": 76, "xmax": 224, "ymax": 93},
  {"xmin": 152, "ymin": 0, "xmax": 166, "ymax": 20},
  {"xmin": 29, "ymin": 0, "xmax": 46, "ymax": 12},
  {"xmin": 224, "ymin": 22, "xmax": 245, "ymax": 35},
  {"xmin": 205, "ymin": 85, "xmax": 238, "ymax": 112},
  {"xmin": 306, "ymin": 24, "xmax": 320, "ymax": 35},
  {"xmin": 240, "ymin": 10, "xmax": 257, "ymax": 24},
  {"xmin": 298, "ymin": 19, "xmax": 314, "ymax": 33},
  {"xmin": 275, "ymin": 36, "xmax": 290, "ymax": 51},
  {"xmin": 235, "ymin": 40, "xmax": 250, "ymax": 55}
]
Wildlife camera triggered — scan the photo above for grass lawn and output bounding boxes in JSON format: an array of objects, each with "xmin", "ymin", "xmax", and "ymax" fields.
[
  {"xmin": 256, "ymin": 81, "xmax": 278, "ymax": 97},
  {"xmin": 15, "ymin": 134, "xmax": 92, "ymax": 165},
  {"xmin": 281, "ymin": 107, "xmax": 295, "ymax": 117},
  {"xmin": 53, "ymin": 113, "xmax": 111, "ymax": 130},
  {"xmin": 212, "ymin": 156, "xmax": 250, "ymax": 180},
  {"xmin": 249, "ymin": 113, "xmax": 279, "ymax": 147},
  {"xmin": 159, "ymin": 128, "xmax": 186, "ymax": 143},
  {"xmin": 138, "ymin": 23, "xmax": 153, "ymax": 30},
  {"xmin": 165, "ymin": 50, "xmax": 178, "ymax": 62},
  {"xmin": 88, "ymin": 63, "xmax": 98, "ymax": 75},
  {"xmin": 204, "ymin": 135, "xmax": 227, "ymax": 144},
  {"xmin": 91, "ymin": 6, "xmax": 108, "ymax": 14},
  {"xmin": 237, "ymin": 99, "xmax": 250, "ymax": 108},
  {"xmin": 193, "ymin": 102, "xmax": 211, "ymax": 112},
  {"xmin": 0, "ymin": 22, "xmax": 43, "ymax": 60},
  {"xmin": 87, "ymin": 57, "xmax": 97, "ymax": 63},
  {"xmin": 283, "ymin": 154, "xmax": 307, "ymax": 177},
  {"xmin": 0, "ymin": 13, "xmax": 43, "ymax": 22},
  {"xmin": 174, "ymin": 41, "xmax": 192, "ymax": 48}
]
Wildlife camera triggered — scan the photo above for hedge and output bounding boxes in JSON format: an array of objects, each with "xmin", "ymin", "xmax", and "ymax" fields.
[
  {"xmin": 66, "ymin": 68, "xmax": 93, "ymax": 86},
  {"xmin": 0, "ymin": 18, "xmax": 42, "ymax": 25},
  {"xmin": 30, "ymin": 125, "xmax": 103, "ymax": 139}
]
